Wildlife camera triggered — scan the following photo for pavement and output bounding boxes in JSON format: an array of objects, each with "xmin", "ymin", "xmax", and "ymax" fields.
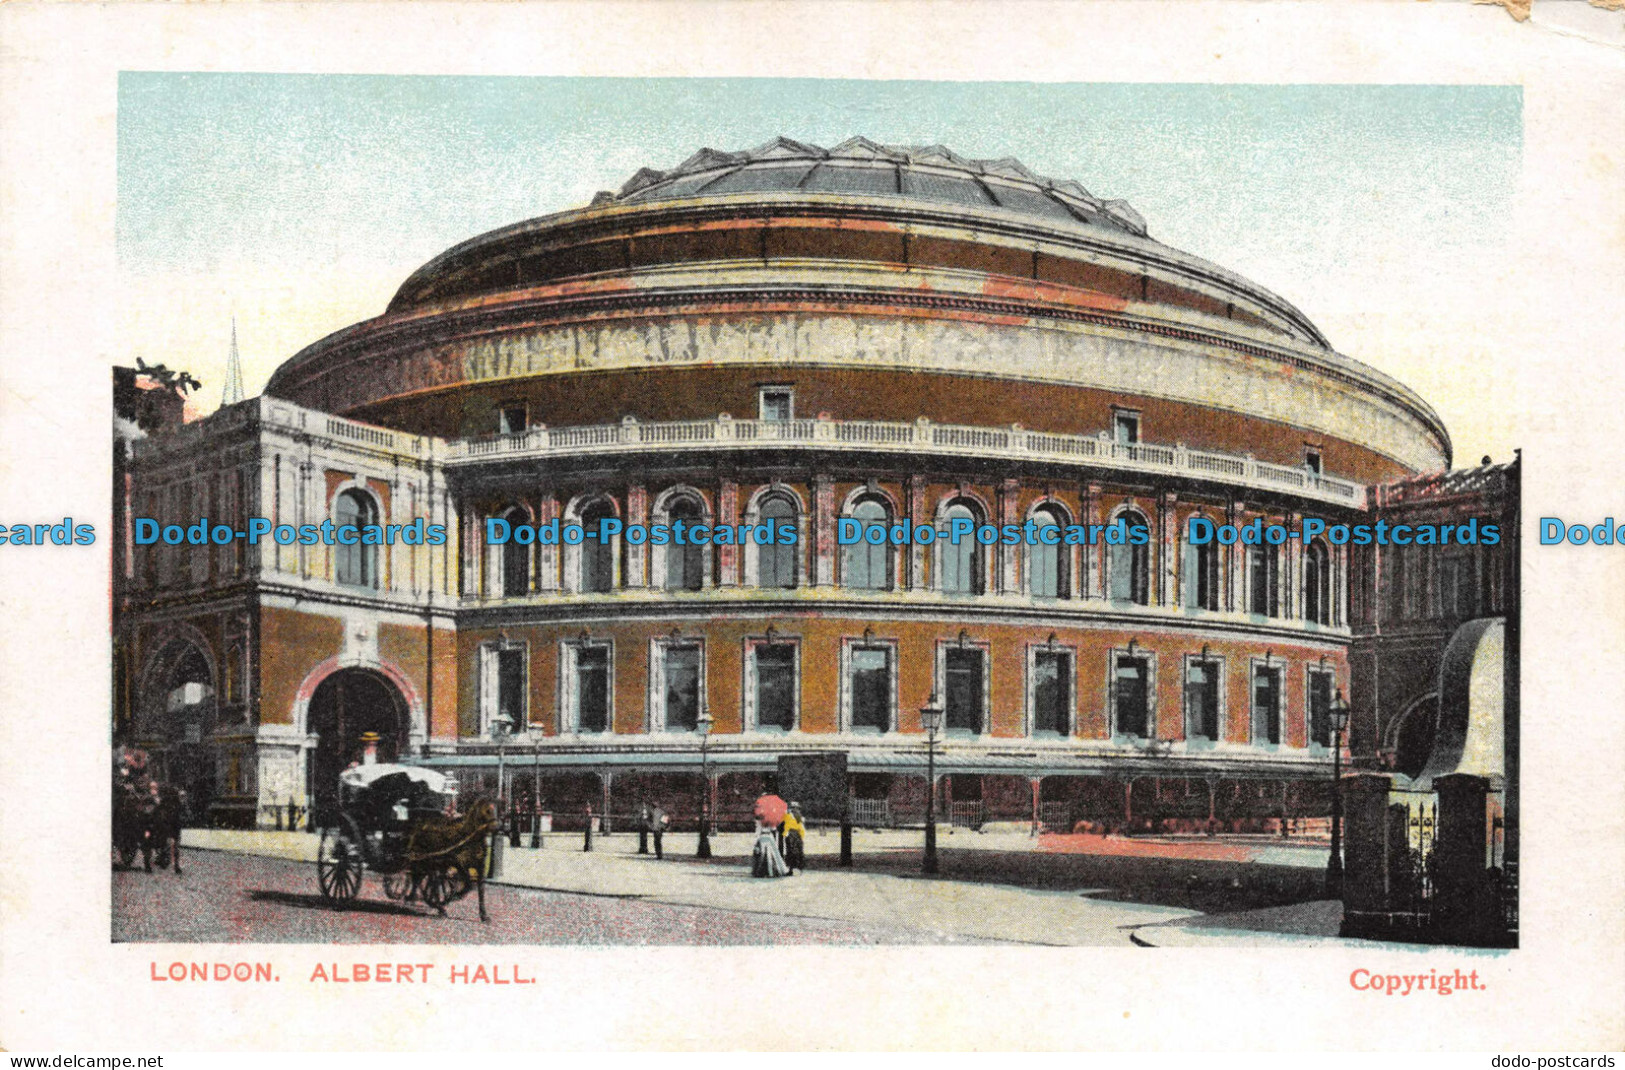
[
  {"xmin": 115, "ymin": 850, "xmax": 984, "ymax": 944},
  {"xmin": 180, "ymin": 824, "xmax": 1346, "ymax": 946}
]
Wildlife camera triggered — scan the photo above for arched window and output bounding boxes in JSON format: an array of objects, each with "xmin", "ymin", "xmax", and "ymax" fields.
[
  {"xmin": 843, "ymin": 498, "xmax": 892, "ymax": 591},
  {"xmin": 1028, "ymin": 504, "xmax": 1068, "ymax": 599},
  {"xmin": 1304, "ymin": 540, "xmax": 1331, "ymax": 625},
  {"xmin": 939, "ymin": 501, "xmax": 983, "ymax": 595},
  {"xmin": 499, "ymin": 505, "xmax": 529, "ymax": 598},
  {"xmin": 758, "ymin": 495, "xmax": 798, "ymax": 589},
  {"xmin": 580, "ymin": 500, "xmax": 616, "ymax": 593},
  {"xmin": 1185, "ymin": 519, "xmax": 1220, "ymax": 610},
  {"xmin": 333, "ymin": 489, "xmax": 378, "ymax": 588},
  {"xmin": 1249, "ymin": 542, "xmax": 1279, "ymax": 616},
  {"xmin": 1108, "ymin": 510, "xmax": 1150, "ymax": 605},
  {"xmin": 664, "ymin": 497, "xmax": 705, "ymax": 591}
]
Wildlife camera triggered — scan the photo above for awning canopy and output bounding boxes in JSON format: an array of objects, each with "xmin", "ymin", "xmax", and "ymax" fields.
[
  {"xmin": 1414, "ymin": 616, "xmax": 1506, "ymax": 791},
  {"xmin": 413, "ymin": 745, "xmax": 1326, "ymax": 782}
]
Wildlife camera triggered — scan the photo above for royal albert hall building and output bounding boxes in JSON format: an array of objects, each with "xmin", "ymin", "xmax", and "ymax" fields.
[{"xmin": 116, "ymin": 138, "xmax": 1453, "ymax": 833}]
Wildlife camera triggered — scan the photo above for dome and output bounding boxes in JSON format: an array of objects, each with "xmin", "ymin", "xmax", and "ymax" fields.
[
  {"xmin": 603, "ymin": 136, "xmax": 1150, "ymax": 237},
  {"xmin": 271, "ymin": 135, "xmax": 1448, "ymax": 479},
  {"xmin": 377, "ymin": 135, "xmax": 1327, "ymax": 351}
]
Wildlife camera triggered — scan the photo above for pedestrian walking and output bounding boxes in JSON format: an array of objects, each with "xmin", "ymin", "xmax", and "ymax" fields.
[
  {"xmin": 583, "ymin": 803, "xmax": 594, "ymax": 852},
  {"xmin": 650, "ymin": 804, "xmax": 668, "ymax": 859},
  {"xmin": 638, "ymin": 803, "xmax": 651, "ymax": 855},
  {"xmin": 781, "ymin": 801, "xmax": 806, "ymax": 873},
  {"xmin": 751, "ymin": 818, "xmax": 791, "ymax": 878}
]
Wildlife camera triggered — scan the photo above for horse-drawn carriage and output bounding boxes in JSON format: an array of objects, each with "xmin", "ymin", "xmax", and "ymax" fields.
[{"xmin": 315, "ymin": 763, "xmax": 497, "ymax": 922}]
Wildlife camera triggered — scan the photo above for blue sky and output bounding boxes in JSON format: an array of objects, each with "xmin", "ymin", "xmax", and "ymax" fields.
[{"xmin": 116, "ymin": 74, "xmax": 1521, "ymax": 461}]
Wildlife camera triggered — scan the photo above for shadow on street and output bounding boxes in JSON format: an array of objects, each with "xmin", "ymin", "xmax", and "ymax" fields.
[
  {"xmin": 246, "ymin": 888, "xmax": 427, "ymax": 918},
  {"xmin": 671, "ymin": 838, "xmax": 1325, "ymax": 914}
]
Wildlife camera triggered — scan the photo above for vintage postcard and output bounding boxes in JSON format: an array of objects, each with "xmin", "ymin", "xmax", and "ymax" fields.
[{"xmin": 1, "ymin": 0, "xmax": 1622, "ymax": 1055}]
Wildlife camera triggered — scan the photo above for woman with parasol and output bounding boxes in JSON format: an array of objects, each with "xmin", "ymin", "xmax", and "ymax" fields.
[{"xmin": 750, "ymin": 793, "xmax": 792, "ymax": 878}]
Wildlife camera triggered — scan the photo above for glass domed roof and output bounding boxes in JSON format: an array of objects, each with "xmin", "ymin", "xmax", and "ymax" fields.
[{"xmin": 600, "ymin": 136, "xmax": 1149, "ymax": 238}]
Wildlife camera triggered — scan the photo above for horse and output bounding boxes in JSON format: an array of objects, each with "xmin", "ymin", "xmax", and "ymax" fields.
[
  {"xmin": 112, "ymin": 775, "xmax": 184, "ymax": 874},
  {"xmin": 141, "ymin": 782, "xmax": 185, "ymax": 875},
  {"xmin": 112, "ymin": 773, "xmax": 147, "ymax": 869},
  {"xmin": 406, "ymin": 798, "xmax": 498, "ymax": 922}
]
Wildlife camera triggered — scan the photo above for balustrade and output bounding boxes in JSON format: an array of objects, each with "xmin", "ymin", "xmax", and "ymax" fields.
[{"xmin": 442, "ymin": 414, "xmax": 1362, "ymax": 504}]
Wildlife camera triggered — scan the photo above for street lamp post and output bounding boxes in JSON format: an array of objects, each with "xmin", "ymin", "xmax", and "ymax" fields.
[
  {"xmin": 921, "ymin": 694, "xmax": 942, "ymax": 876},
  {"xmin": 530, "ymin": 734, "xmax": 543, "ymax": 849},
  {"xmin": 492, "ymin": 713, "xmax": 514, "ymax": 820},
  {"xmin": 696, "ymin": 708, "xmax": 713, "ymax": 859},
  {"xmin": 1326, "ymin": 688, "xmax": 1351, "ymax": 898},
  {"xmin": 489, "ymin": 713, "xmax": 512, "ymax": 879}
]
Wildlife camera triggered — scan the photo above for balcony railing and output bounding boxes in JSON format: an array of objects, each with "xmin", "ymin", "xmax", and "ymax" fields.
[{"xmin": 446, "ymin": 415, "xmax": 1364, "ymax": 505}]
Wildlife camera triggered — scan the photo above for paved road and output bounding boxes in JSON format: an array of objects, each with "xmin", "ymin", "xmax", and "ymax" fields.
[{"xmin": 112, "ymin": 850, "xmax": 994, "ymax": 945}]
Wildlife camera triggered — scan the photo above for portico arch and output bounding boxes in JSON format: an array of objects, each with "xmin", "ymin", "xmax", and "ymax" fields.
[{"xmin": 301, "ymin": 664, "xmax": 414, "ymax": 823}]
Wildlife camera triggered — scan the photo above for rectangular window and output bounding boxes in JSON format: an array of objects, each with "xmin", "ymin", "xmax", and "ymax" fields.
[
  {"xmin": 498, "ymin": 403, "xmax": 528, "ymax": 435},
  {"xmin": 663, "ymin": 644, "xmax": 701, "ymax": 732},
  {"xmin": 1439, "ymin": 554, "xmax": 1476, "ymax": 620},
  {"xmin": 575, "ymin": 646, "xmax": 610, "ymax": 733},
  {"xmin": 1114, "ymin": 656, "xmax": 1150, "ymax": 738},
  {"xmin": 850, "ymin": 646, "xmax": 892, "ymax": 732},
  {"xmin": 1186, "ymin": 540, "xmax": 1219, "ymax": 610},
  {"xmin": 1252, "ymin": 665, "xmax": 1282, "ymax": 745},
  {"xmin": 1308, "ymin": 670, "xmax": 1334, "ymax": 748},
  {"xmin": 1113, "ymin": 410, "xmax": 1140, "ymax": 445},
  {"xmin": 1401, "ymin": 546, "xmax": 1425, "ymax": 620},
  {"xmin": 759, "ymin": 387, "xmax": 794, "ymax": 422},
  {"xmin": 1249, "ymin": 543, "xmax": 1279, "ymax": 616},
  {"xmin": 945, "ymin": 648, "xmax": 985, "ymax": 734},
  {"xmin": 485, "ymin": 645, "xmax": 526, "ymax": 734},
  {"xmin": 224, "ymin": 645, "xmax": 242, "ymax": 705},
  {"xmin": 1032, "ymin": 650, "xmax": 1071, "ymax": 735},
  {"xmin": 1185, "ymin": 659, "xmax": 1220, "ymax": 741},
  {"xmin": 753, "ymin": 643, "xmax": 797, "ymax": 731},
  {"xmin": 1304, "ymin": 448, "xmax": 1323, "ymax": 475}
]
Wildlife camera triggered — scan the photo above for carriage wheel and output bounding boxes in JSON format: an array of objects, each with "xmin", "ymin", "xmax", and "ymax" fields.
[
  {"xmin": 381, "ymin": 872, "xmax": 413, "ymax": 900},
  {"xmin": 418, "ymin": 866, "xmax": 453, "ymax": 912},
  {"xmin": 317, "ymin": 823, "xmax": 363, "ymax": 904}
]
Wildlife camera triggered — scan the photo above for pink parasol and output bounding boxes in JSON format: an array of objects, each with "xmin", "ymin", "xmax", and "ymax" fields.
[{"xmin": 753, "ymin": 794, "xmax": 789, "ymax": 826}]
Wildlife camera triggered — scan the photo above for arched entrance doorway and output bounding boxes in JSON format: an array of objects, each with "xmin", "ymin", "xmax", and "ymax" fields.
[
  {"xmin": 307, "ymin": 668, "xmax": 410, "ymax": 824},
  {"xmin": 139, "ymin": 638, "xmax": 217, "ymax": 825}
]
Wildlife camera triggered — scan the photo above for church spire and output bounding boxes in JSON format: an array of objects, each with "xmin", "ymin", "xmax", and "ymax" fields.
[{"xmin": 222, "ymin": 316, "xmax": 245, "ymax": 406}]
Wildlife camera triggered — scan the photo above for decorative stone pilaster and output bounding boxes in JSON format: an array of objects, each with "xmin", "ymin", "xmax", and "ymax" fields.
[
  {"xmin": 1226, "ymin": 500, "xmax": 1244, "ymax": 612},
  {"xmin": 717, "ymin": 478, "xmax": 740, "ymax": 587},
  {"xmin": 1284, "ymin": 510, "xmax": 1302, "ymax": 619},
  {"xmin": 1335, "ymin": 541, "xmax": 1350, "ymax": 627},
  {"xmin": 1082, "ymin": 484, "xmax": 1103, "ymax": 599},
  {"xmin": 998, "ymin": 478, "xmax": 1020, "ymax": 595},
  {"xmin": 907, "ymin": 475, "xmax": 928, "ymax": 591},
  {"xmin": 459, "ymin": 499, "xmax": 477, "ymax": 598},
  {"xmin": 1159, "ymin": 492, "xmax": 1178, "ymax": 607},
  {"xmin": 624, "ymin": 482, "xmax": 648, "ymax": 588},
  {"xmin": 536, "ymin": 493, "xmax": 560, "ymax": 592},
  {"xmin": 813, "ymin": 473, "xmax": 835, "ymax": 587},
  {"xmin": 298, "ymin": 460, "xmax": 315, "ymax": 581}
]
